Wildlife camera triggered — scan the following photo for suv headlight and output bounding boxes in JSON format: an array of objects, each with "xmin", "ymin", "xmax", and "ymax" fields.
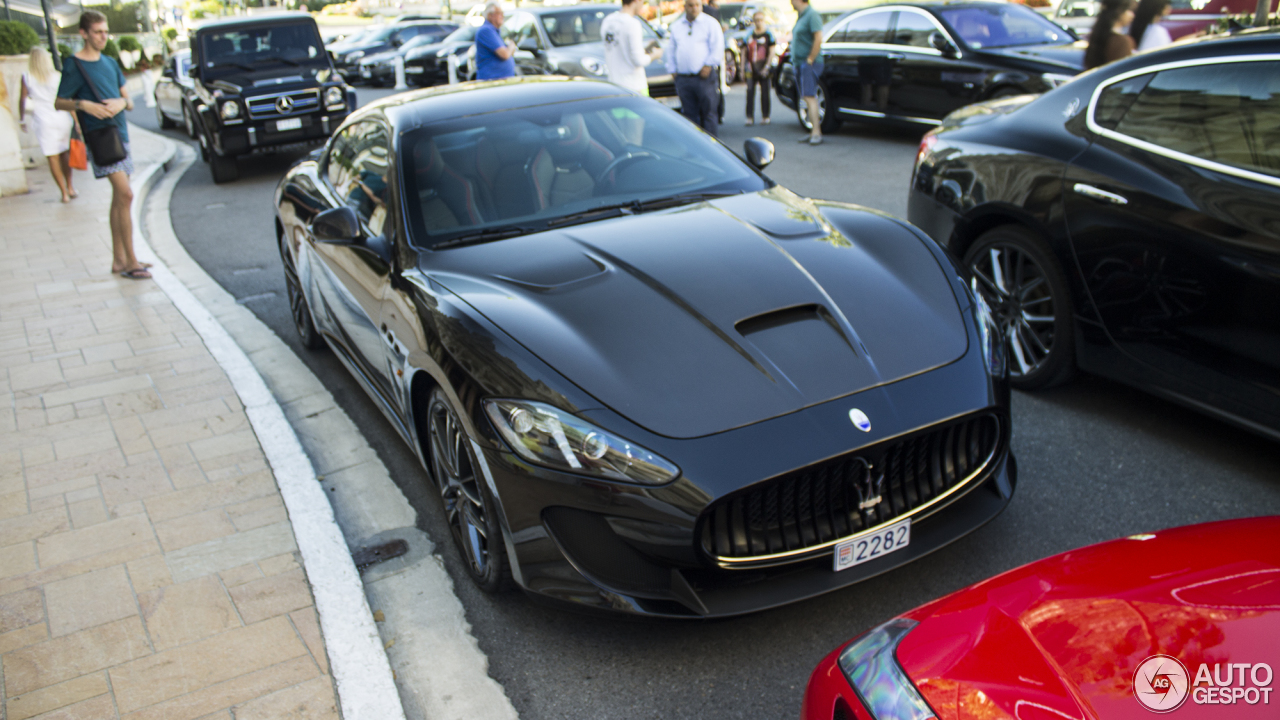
[
  {"xmin": 580, "ymin": 56, "xmax": 605, "ymax": 75},
  {"xmin": 972, "ymin": 278, "xmax": 1006, "ymax": 378},
  {"xmin": 484, "ymin": 399, "xmax": 679, "ymax": 485},
  {"xmin": 1041, "ymin": 72, "xmax": 1074, "ymax": 88},
  {"xmin": 838, "ymin": 619, "xmax": 936, "ymax": 720},
  {"xmin": 324, "ymin": 86, "xmax": 344, "ymax": 107},
  {"xmin": 219, "ymin": 100, "xmax": 240, "ymax": 120}
]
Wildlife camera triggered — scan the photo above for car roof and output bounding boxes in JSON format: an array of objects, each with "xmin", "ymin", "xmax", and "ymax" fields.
[
  {"xmin": 192, "ymin": 12, "xmax": 317, "ymax": 33},
  {"xmin": 518, "ymin": 3, "xmax": 621, "ymax": 14},
  {"xmin": 355, "ymin": 76, "xmax": 632, "ymax": 130}
]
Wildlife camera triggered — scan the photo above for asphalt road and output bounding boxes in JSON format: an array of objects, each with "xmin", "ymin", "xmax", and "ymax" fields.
[{"xmin": 130, "ymin": 84, "xmax": 1280, "ymax": 720}]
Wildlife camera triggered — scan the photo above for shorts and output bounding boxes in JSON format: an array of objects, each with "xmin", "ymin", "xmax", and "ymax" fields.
[
  {"xmin": 797, "ymin": 61, "xmax": 824, "ymax": 98},
  {"xmin": 89, "ymin": 140, "xmax": 133, "ymax": 179}
]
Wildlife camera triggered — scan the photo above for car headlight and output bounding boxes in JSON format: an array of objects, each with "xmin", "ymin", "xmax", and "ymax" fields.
[
  {"xmin": 345, "ymin": 50, "xmax": 365, "ymax": 62},
  {"xmin": 1041, "ymin": 72, "xmax": 1074, "ymax": 88},
  {"xmin": 580, "ymin": 56, "xmax": 605, "ymax": 76},
  {"xmin": 971, "ymin": 277, "xmax": 1006, "ymax": 378},
  {"xmin": 324, "ymin": 86, "xmax": 344, "ymax": 107},
  {"xmin": 838, "ymin": 618, "xmax": 936, "ymax": 720},
  {"xmin": 483, "ymin": 399, "xmax": 679, "ymax": 485},
  {"xmin": 436, "ymin": 48, "xmax": 451, "ymax": 57},
  {"xmin": 219, "ymin": 100, "xmax": 240, "ymax": 120}
]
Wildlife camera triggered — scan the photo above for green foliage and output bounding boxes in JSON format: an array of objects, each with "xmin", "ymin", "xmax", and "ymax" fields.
[
  {"xmin": 117, "ymin": 34, "xmax": 142, "ymax": 52},
  {"xmin": 1214, "ymin": 12, "xmax": 1279, "ymax": 31},
  {"xmin": 102, "ymin": 38, "xmax": 121, "ymax": 64},
  {"xmin": 0, "ymin": 20, "xmax": 41, "ymax": 55},
  {"xmin": 83, "ymin": 3, "xmax": 144, "ymax": 33},
  {"xmin": 162, "ymin": 27, "xmax": 179, "ymax": 42},
  {"xmin": 186, "ymin": 0, "xmax": 226, "ymax": 20},
  {"xmin": 58, "ymin": 42, "xmax": 72, "ymax": 59}
]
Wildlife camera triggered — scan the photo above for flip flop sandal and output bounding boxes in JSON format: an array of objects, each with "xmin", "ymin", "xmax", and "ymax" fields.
[{"xmin": 119, "ymin": 268, "xmax": 152, "ymax": 280}]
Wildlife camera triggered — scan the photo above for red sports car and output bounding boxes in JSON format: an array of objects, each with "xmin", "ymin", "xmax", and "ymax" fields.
[{"xmin": 802, "ymin": 516, "xmax": 1279, "ymax": 720}]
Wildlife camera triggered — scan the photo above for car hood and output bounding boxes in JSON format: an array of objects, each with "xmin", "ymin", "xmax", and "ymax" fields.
[
  {"xmin": 896, "ymin": 516, "xmax": 1280, "ymax": 720},
  {"xmin": 423, "ymin": 188, "xmax": 969, "ymax": 438},
  {"xmin": 972, "ymin": 41, "xmax": 1085, "ymax": 72},
  {"xmin": 204, "ymin": 66, "xmax": 330, "ymax": 93}
]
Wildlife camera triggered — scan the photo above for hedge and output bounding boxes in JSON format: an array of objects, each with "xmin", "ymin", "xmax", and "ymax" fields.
[{"xmin": 0, "ymin": 20, "xmax": 41, "ymax": 55}]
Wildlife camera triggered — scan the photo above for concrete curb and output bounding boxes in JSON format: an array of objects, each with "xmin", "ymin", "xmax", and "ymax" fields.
[{"xmin": 127, "ymin": 124, "xmax": 408, "ymax": 720}]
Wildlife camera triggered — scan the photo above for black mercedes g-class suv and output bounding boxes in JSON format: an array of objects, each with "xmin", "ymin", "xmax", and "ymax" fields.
[{"xmin": 189, "ymin": 14, "xmax": 355, "ymax": 183}]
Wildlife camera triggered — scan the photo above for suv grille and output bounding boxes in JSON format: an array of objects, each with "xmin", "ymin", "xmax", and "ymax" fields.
[
  {"xmin": 700, "ymin": 413, "xmax": 1001, "ymax": 568},
  {"xmin": 246, "ymin": 89, "xmax": 320, "ymax": 119}
]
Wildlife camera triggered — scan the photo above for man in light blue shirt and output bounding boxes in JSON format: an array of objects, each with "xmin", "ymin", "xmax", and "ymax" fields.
[{"xmin": 665, "ymin": 0, "xmax": 724, "ymax": 136}]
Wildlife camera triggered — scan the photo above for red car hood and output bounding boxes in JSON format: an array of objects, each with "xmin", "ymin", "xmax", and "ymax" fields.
[{"xmin": 896, "ymin": 517, "xmax": 1280, "ymax": 720}]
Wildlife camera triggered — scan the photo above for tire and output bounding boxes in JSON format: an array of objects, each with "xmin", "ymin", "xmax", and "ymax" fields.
[
  {"xmin": 796, "ymin": 79, "xmax": 841, "ymax": 134},
  {"xmin": 426, "ymin": 388, "xmax": 510, "ymax": 593},
  {"xmin": 182, "ymin": 103, "xmax": 197, "ymax": 139},
  {"xmin": 155, "ymin": 97, "xmax": 176, "ymax": 129},
  {"xmin": 210, "ymin": 151, "xmax": 238, "ymax": 184},
  {"xmin": 963, "ymin": 225, "xmax": 1075, "ymax": 390},
  {"xmin": 280, "ymin": 236, "xmax": 324, "ymax": 350}
]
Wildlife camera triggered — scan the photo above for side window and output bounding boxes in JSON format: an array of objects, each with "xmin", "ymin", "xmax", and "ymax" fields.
[
  {"xmin": 504, "ymin": 13, "xmax": 537, "ymax": 45},
  {"xmin": 1099, "ymin": 60, "xmax": 1280, "ymax": 180},
  {"xmin": 327, "ymin": 123, "xmax": 392, "ymax": 234},
  {"xmin": 892, "ymin": 11, "xmax": 943, "ymax": 49},
  {"xmin": 840, "ymin": 11, "xmax": 893, "ymax": 45}
]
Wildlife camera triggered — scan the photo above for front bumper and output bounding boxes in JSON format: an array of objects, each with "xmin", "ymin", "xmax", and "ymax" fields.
[
  {"xmin": 205, "ymin": 108, "xmax": 351, "ymax": 157},
  {"xmin": 482, "ymin": 349, "xmax": 1015, "ymax": 618}
]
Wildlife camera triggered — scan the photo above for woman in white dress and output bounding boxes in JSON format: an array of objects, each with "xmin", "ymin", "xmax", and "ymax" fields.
[
  {"xmin": 1131, "ymin": 0, "xmax": 1173, "ymax": 52},
  {"xmin": 20, "ymin": 47, "xmax": 77, "ymax": 203}
]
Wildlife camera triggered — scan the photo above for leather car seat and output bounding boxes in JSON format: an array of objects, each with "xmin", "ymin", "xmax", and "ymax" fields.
[
  {"xmin": 413, "ymin": 139, "xmax": 484, "ymax": 232},
  {"xmin": 529, "ymin": 113, "xmax": 614, "ymax": 209}
]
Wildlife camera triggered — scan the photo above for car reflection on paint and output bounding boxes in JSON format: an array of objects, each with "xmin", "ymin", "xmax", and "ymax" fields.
[
  {"xmin": 800, "ymin": 516, "xmax": 1280, "ymax": 720},
  {"xmin": 273, "ymin": 77, "xmax": 1016, "ymax": 617}
]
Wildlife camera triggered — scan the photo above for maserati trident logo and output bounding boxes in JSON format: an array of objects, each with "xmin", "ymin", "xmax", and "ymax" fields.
[
  {"xmin": 275, "ymin": 95, "xmax": 294, "ymax": 114},
  {"xmin": 855, "ymin": 461, "xmax": 884, "ymax": 511},
  {"xmin": 849, "ymin": 408, "xmax": 871, "ymax": 432}
]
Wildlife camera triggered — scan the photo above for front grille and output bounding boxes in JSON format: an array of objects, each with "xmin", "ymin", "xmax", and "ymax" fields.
[
  {"xmin": 246, "ymin": 89, "xmax": 320, "ymax": 119},
  {"xmin": 700, "ymin": 413, "xmax": 1001, "ymax": 567}
]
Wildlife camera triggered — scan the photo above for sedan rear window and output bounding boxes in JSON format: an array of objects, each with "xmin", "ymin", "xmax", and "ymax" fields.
[
  {"xmin": 540, "ymin": 8, "xmax": 611, "ymax": 46},
  {"xmin": 939, "ymin": 5, "xmax": 1071, "ymax": 49},
  {"xmin": 401, "ymin": 96, "xmax": 770, "ymax": 248}
]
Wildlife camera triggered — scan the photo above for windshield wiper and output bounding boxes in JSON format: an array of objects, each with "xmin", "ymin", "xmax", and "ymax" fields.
[
  {"xmin": 252, "ymin": 56, "xmax": 302, "ymax": 66},
  {"xmin": 545, "ymin": 191, "xmax": 744, "ymax": 230},
  {"xmin": 209, "ymin": 61, "xmax": 255, "ymax": 72},
  {"xmin": 433, "ymin": 225, "xmax": 537, "ymax": 249},
  {"xmin": 631, "ymin": 190, "xmax": 743, "ymax": 212}
]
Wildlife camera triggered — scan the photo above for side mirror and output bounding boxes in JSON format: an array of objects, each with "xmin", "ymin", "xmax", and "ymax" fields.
[
  {"xmin": 311, "ymin": 206, "xmax": 361, "ymax": 244},
  {"xmin": 517, "ymin": 36, "xmax": 539, "ymax": 52},
  {"xmin": 929, "ymin": 31, "xmax": 958, "ymax": 57},
  {"xmin": 743, "ymin": 137, "xmax": 774, "ymax": 170}
]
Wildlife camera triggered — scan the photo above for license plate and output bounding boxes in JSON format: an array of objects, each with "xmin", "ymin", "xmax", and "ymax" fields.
[
  {"xmin": 276, "ymin": 118, "xmax": 302, "ymax": 132},
  {"xmin": 833, "ymin": 518, "xmax": 910, "ymax": 572},
  {"xmin": 405, "ymin": 66, "xmax": 424, "ymax": 74}
]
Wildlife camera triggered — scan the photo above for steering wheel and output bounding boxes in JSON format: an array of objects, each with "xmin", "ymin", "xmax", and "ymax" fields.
[{"xmin": 595, "ymin": 151, "xmax": 659, "ymax": 191}]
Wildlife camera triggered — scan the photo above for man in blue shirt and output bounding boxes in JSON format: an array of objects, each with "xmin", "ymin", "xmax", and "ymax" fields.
[
  {"xmin": 790, "ymin": 0, "xmax": 825, "ymax": 145},
  {"xmin": 55, "ymin": 10, "xmax": 150, "ymax": 279},
  {"xmin": 665, "ymin": 0, "xmax": 724, "ymax": 136},
  {"xmin": 475, "ymin": 2, "xmax": 517, "ymax": 80}
]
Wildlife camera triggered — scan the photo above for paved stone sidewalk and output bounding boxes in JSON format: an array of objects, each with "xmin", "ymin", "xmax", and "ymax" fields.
[{"xmin": 0, "ymin": 138, "xmax": 339, "ymax": 717}]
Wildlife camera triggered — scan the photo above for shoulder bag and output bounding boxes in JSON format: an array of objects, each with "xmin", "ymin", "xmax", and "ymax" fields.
[{"xmin": 72, "ymin": 57, "xmax": 127, "ymax": 166}]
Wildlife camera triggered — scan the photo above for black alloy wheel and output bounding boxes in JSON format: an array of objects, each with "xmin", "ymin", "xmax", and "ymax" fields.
[
  {"xmin": 796, "ymin": 79, "xmax": 841, "ymax": 134},
  {"xmin": 426, "ymin": 388, "xmax": 509, "ymax": 593},
  {"xmin": 155, "ymin": 97, "xmax": 176, "ymax": 129},
  {"xmin": 280, "ymin": 237, "xmax": 325, "ymax": 350},
  {"xmin": 963, "ymin": 226, "xmax": 1075, "ymax": 389}
]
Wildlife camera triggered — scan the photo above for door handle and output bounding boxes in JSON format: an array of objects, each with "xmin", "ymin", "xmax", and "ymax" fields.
[
  {"xmin": 1073, "ymin": 183, "xmax": 1128, "ymax": 205},
  {"xmin": 887, "ymin": 53, "xmax": 906, "ymax": 60}
]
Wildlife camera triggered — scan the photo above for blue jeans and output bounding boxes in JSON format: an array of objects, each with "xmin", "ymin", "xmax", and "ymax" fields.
[{"xmin": 675, "ymin": 73, "xmax": 719, "ymax": 138}]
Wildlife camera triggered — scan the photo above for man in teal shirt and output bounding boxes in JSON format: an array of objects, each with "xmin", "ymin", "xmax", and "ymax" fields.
[
  {"xmin": 56, "ymin": 10, "xmax": 149, "ymax": 279},
  {"xmin": 790, "ymin": 0, "xmax": 825, "ymax": 145}
]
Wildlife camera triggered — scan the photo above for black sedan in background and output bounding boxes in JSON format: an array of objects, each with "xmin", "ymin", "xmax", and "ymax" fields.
[
  {"xmin": 909, "ymin": 29, "xmax": 1280, "ymax": 439},
  {"xmin": 403, "ymin": 23, "xmax": 479, "ymax": 87},
  {"xmin": 274, "ymin": 78, "xmax": 1016, "ymax": 617},
  {"xmin": 332, "ymin": 20, "xmax": 458, "ymax": 81},
  {"xmin": 777, "ymin": 1, "xmax": 1082, "ymax": 133},
  {"xmin": 356, "ymin": 23, "xmax": 460, "ymax": 86}
]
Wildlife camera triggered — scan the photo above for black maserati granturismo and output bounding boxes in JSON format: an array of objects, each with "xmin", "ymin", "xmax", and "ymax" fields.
[
  {"xmin": 909, "ymin": 28, "xmax": 1280, "ymax": 439},
  {"xmin": 274, "ymin": 77, "xmax": 1016, "ymax": 617}
]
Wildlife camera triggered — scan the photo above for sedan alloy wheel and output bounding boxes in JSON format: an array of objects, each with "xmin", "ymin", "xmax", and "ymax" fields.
[
  {"xmin": 427, "ymin": 389, "xmax": 509, "ymax": 592},
  {"xmin": 280, "ymin": 238, "xmax": 324, "ymax": 350},
  {"xmin": 964, "ymin": 226, "xmax": 1074, "ymax": 389},
  {"xmin": 796, "ymin": 80, "xmax": 840, "ymax": 134}
]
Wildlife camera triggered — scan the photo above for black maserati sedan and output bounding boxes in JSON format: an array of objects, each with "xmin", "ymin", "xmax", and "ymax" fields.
[
  {"xmin": 909, "ymin": 28, "xmax": 1280, "ymax": 440},
  {"xmin": 274, "ymin": 77, "xmax": 1016, "ymax": 617},
  {"xmin": 775, "ymin": 1, "xmax": 1083, "ymax": 133}
]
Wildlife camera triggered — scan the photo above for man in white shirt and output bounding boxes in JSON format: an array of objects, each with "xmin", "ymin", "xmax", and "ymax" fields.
[
  {"xmin": 664, "ymin": 0, "xmax": 724, "ymax": 136},
  {"xmin": 602, "ymin": 0, "xmax": 663, "ymax": 96}
]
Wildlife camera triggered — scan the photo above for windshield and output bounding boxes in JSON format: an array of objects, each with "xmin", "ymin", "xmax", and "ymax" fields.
[
  {"xmin": 401, "ymin": 29, "xmax": 453, "ymax": 51},
  {"xmin": 540, "ymin": 8, "xmax": 611, "ymax": 47},
  {"xmin": 400, "ymin": 96, "xmax": 770, "ymax": 249},
  {"xmin": 939, "ymin": 5, "xmax": 1071, "ymax": 48},
  {"xmin": 443, "ymin": 24, "xmax": 479, "ymax": 43},
  {"xmin": 201, "ymin": 23, "xmax": 325, "ymax": 70}
]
